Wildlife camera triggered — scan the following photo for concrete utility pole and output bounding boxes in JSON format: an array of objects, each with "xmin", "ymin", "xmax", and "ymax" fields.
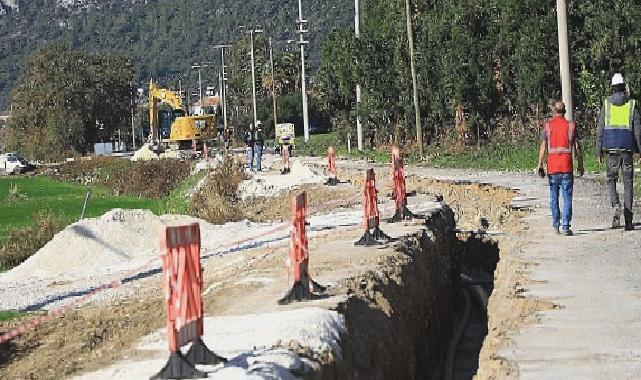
[
  {"xmin": 556, "ymin": 0, "xmax": 574, "ymax": 121},
  {"xmin": 246, "ymin": 28, "xmax": 263, "ymax": 128},
  {"xmin": 192, "ymin": 63, "xmax": 209, "ymax": 115},
  {"xmin": 405, "ymin": 0, "xmax": 423, "ymax": 156},
  {"xmin": 269, "ymin": 37, "xmax": 278, "ymax": 127},
  {"xmin": 214, "ymin": 44, "xmax": 232, "ymax": 133},
  {"xmin": 297, "ymin": 0, "xmax": 310, "ymax": 142},
  {"xmin": 355, "ymin": 0, "xmax": 363, "ymax": 151}
]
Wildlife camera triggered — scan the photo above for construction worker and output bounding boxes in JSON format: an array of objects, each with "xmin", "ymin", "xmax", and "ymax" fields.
[
  {"xmin": 244, "ymin": 123, "xmax": 255, "ymax": 171},
  {"xmin": 536, "ymin": 100, "xmax": 584, "ymax": 236},
  {"xmin": 254, "ymin": 120, "xmax": 264, "ymax": 171},
  {"xmin": 597, "ymin": 73, "xmax": 641, "ymax": 230}
]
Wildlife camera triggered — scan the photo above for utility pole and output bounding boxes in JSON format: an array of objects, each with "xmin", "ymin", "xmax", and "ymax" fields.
[
  {"xmin": 355, "ymin": 0, "xmax": 363, "ymax": 151},
  {"xmin": 192, "ymin": 63, "xmax": 209, "ymax": 115},
  {"xmin": 556, "ymin": 0, "xmax": 573, "ymax": 121},
  {"xmin": 214, "ymin": 45, "xmax": 232, "ymax": 133},
  {"xmin": 269, "ymin": 37, "xmax": 278, "ymax": 127},
  {"xmin": 405, "ymin": 0, "xmax": 422, "ymax": 156},
  {"xmin": 244, "ymin": 28, "xmax": 263, "ymax": 128},
  {"xmin": 297, "ymin": 0, "xmax": 310, "ymax": 142}
]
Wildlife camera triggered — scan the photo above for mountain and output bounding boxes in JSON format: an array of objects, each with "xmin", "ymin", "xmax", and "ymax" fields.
[{"xmin": 0, "ymin": 0, "xmax": 352, "ymax": 110}]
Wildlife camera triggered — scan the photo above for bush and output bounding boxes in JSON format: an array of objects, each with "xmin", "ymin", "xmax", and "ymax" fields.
[
  {"xmin": 189, "ymin": 158, "xmax": 246, "ymax": 224},
  {"xmin": 54, "ymin": 157, "xmax": 193, "ymax": 199},
  {"xmin": 0, "ymin": 210, "xmax": 69, "ymax": 269}
]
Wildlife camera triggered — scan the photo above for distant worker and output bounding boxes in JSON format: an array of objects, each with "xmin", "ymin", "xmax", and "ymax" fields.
[
  {"xmin": 597, "ymin": 73, "xmax": 641, "ymax": 231},
  {"xmin": 536, "ymin": 100, "xmax": 584, "ymax": 236},
  {"xmin": 254, "ymin": 120, "xmax": 265, "ymax": 172},
  {"xmin": 244, "ymin": 123, "xmax": 255, "ymax": 171}
]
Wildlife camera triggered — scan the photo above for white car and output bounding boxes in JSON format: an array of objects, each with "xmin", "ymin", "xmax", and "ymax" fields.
[{"xmin": 0, "ymin": 153, "xmax": 28, "ymax": 175}]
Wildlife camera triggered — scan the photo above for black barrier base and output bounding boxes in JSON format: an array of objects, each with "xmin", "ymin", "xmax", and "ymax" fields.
[
  {"xmin": 388, "ymin": 206, "xmax": 422, "ymax": 223},
  {"xmin": 151, "ymin": 352, "xmax": 207, "ymax": 380},
  {"xmin": 277, "ymin": 279, "xmax": 326, "ymax": 305},
  {"xmin": 324, "ymin": 177, "xmax": 340, "ymax": 186},
  {"xmin": 281, "ymin": 167, "xmax": 291, "ymax": 175},
  {"xmin": 185, "ymin": 338, "xmax": 227, "ymax": 366},
  {"xmin": 354, "ymin": 227, "xmax": 392, "ymax": 246}
]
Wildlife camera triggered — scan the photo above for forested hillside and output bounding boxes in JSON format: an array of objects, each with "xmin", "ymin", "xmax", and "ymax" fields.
[{"xmin": 0, "ymin": 0, "xmax": 351, "ymax": 110}]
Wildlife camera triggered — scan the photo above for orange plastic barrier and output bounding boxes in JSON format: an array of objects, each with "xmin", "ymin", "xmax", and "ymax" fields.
[
  {"xmin": 389, "ymin": 147, "xmax": 417, "ymax": 222},
  {"xmin": 355, "ymin": 169, "xmax": 392, "ymax": 246},
  {"xmin": 325, "ymin": 147, "xmax": 340, "ymax": 186},
  {"xmin": 281, "ymin": 146, "xmax": 291, "ymax": 174},
  {"xmin": 278, "ymin": 192, "xmax": 326, "ymax": 305},
  {"xmin": 154, "ymin": 223, "xmax": 226, "ymax": 380}
]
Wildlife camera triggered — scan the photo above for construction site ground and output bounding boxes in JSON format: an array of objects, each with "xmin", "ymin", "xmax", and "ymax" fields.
[{"xmin": 1, "ymin": 154, "xmax": 640, "ymax": 379}]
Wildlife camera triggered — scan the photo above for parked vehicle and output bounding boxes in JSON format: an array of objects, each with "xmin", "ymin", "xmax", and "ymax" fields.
[{"xmin": 0, "ymin": 153, "xmax": 30, "ymax": 175}]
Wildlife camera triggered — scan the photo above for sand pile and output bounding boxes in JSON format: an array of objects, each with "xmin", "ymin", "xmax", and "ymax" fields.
[
  {"xmin": 131, "ymin": 144, "xmax": 159, "ymax": 161},
  {"xmin": 0, "ymin": 209, "xmax": 283, "ymax": 282},
  {"xmin": 238, "ymin": 160, "xmax": 326, "ymax": 199}
]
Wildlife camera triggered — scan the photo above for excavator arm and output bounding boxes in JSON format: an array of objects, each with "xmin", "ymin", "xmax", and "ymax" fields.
[{"xmin": 148, "ymin": 78, "xmax": 184, "ymax": 142}]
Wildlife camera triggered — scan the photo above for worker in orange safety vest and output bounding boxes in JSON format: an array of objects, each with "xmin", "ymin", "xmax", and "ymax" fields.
[{"xmin": 536, "ymin": 100, "xmax": 584, "ymax": 236}]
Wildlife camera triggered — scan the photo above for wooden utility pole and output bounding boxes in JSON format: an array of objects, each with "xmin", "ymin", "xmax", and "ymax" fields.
[
  {"xmin": 405, "ymin": 0, "xmax": 422, "ymax": 155},
  {"xmin": 556, "ymin": 0, "xmax": 573, "ymax": 121}
]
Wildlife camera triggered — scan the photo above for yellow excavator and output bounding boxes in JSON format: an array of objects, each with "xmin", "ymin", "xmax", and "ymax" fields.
[{"xmin": 148, "ymin": 79, "xmax": 217, "ymax": 150}]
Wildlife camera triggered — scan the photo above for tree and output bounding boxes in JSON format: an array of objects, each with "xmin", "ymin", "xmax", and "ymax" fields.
[{"xmin": 6, "ymin": 43, "xmax": 134, "ymax": 161}]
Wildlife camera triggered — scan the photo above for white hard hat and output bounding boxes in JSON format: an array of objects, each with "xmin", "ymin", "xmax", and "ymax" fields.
[{"xmin": 612, "ymin": 73, "xmax": 625, "ymax": 86}]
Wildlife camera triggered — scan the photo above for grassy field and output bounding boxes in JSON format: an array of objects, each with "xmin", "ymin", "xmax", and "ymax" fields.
[
  {"xmin": 303, "ymin": 133, "xmax": 603, "ymax": 173},
  {"xmin": 0, "ymin": 176, "xmax": 163, "ymax": 242}
]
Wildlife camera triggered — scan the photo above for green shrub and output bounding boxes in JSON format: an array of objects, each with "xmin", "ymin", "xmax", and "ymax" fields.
[
  {"xmin": 53, "ymin": 157, "xmax": 193, "ymax": 199},
  {"xmin": 189, "ymin": 158, "xmax": 246, "ymax": 224},
  {"xmin": 0, "ymin": 210, "xmax": 69, "ymax": 269}
]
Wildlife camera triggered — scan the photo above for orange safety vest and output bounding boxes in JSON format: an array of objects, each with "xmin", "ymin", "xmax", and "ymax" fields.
[{"xmin": 544, "ymin": 116, "xmax": 575, "ymax": 174}]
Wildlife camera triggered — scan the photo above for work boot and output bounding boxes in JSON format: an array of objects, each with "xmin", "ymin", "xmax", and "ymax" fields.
[{"xmin": 612, "ymin": 204, "xmax": 621, "ymax": 229}]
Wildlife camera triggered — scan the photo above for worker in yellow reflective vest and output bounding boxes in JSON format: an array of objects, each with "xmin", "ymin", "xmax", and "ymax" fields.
[{"xmin": 597, "ymin": 74, "xmax": 641, "ymax": 230}]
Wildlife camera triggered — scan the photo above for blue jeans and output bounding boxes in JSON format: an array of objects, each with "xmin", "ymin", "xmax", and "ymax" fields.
[
  {"xmin": 255, "ymin": 145, "xmax": 263, "ymax": 171},
  {"xmin": 549, "ymin": 173, "xmax": 574, "ymax": 230},
  {"xmin": 246, "ymin": 146, "xmax": 254, "ymax": 171}
]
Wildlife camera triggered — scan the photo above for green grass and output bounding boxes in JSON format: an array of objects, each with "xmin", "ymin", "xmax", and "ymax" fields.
[
  {"xmin": 159, "ymin": 170, "xmax": 207, "ymax": 215},
  {"xmin": 427, "ymin": 140, "xmax": 603, "ymax": 173},
  {"xmin": 299, "ymin": 133, "xmax": 393, "ymax": 163},
  {"xmin": 0, "ymin": 310, "xmax": 28, "ymax": 322},
  {"xmin": 303, "ymin": 133, "xmax": 604, "ymax": 174},
  {"xmin": 0, "ymin": 176, "xmax": 162, "ymax": 241}
]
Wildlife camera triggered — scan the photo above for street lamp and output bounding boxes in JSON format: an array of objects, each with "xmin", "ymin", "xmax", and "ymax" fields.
[
  {"xmin": 240, "ymin": 26, "xmax": 264, "ymax": 128},
  {"xmin": 192, "ymin": 63, "xmax": 210, "ymax": 115},
  {"xmin": 214, "ymin": 44, "xmax": 232, "ymax": 133}
]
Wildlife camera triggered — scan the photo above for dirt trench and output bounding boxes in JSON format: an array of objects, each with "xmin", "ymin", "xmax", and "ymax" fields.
[{"xmin": 312, "ymin": 206, "xmax": 458, "ymax": 380}]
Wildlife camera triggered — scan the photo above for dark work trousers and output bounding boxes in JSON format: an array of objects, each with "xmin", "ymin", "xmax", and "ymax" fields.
[{"xmin": 607, "ymin": 151, "xmax": 634, "ymax": 220}]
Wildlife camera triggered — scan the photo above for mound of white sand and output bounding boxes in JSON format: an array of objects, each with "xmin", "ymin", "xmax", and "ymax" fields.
[
  {"xmin": 0, "ymin": 209, "xmax": 283, "ymax": 282},
  {"xmin": 131, "ymin": 144, "xmax": 159, "ymax": 161},
  {"xmin": 238, "ymin": 160, "xmax": 326, "ymax": 199}
]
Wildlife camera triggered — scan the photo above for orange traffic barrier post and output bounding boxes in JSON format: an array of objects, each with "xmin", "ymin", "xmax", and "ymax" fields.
[
  {"xmin": 278, "ymin": 192, "xmax": 327, "ymax": 305},
  {"xmin": 355, "ymin": 169, "xmax": 393, "ymax": 246},
  {"xmin": 324, "ymin": 146, "xmax": 340, "ymax": 186},
  {"xmin": 281, "ymin": 145, "xmax": 291, "ymax": 175},
  {"xmin": 153, "ymin": 223, "xmax": 226, "ymax": 380},
  {"xmin": 388, "ymin": 147, "xmax": 420, "ymax": 222}
]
